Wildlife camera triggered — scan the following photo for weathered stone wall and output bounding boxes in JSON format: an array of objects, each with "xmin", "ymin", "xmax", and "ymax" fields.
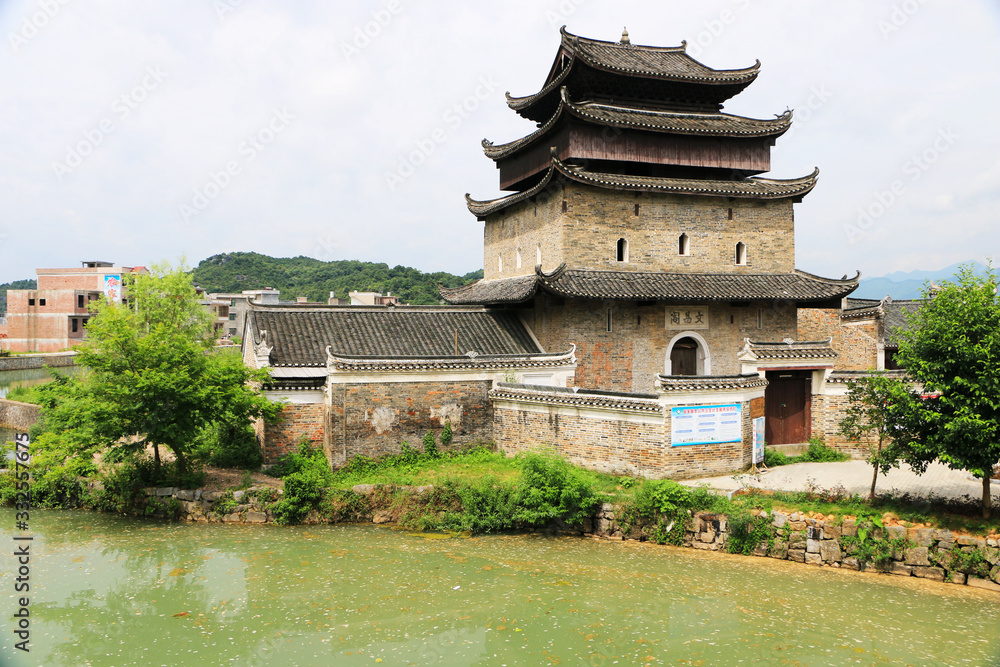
[
  {"xmin": 484, "ymin": 181, "xmax": 797, "ymax": 279},
  {"xmin": 0, "ymin": 398, "xmax": 41, "ymax": 430},
  {"xmin": 0, "ymin": 353, "xmax": 76, "ymax": 372},
  {"xmin": 520, "ymin": 296, "xmax": 796, "ymax": 393},
  {"xmin": 483, "ymin": 182, "xmax": 566, "ymax": 280},
  {"xmin": 799, "ymin": 308, "xmax": 880, "ymax": 370},
  {"xmin": 811, "ymin": 390, "xmax": 866, "ymax": 458},
  {"xmin": 665, "ymin": 509, "xmax": 1000, "ymax": 591},
  {"xmin": 494, "ymin": 399, "xmax": 754, "ymax": 479},
  {"xmin": 263, "ymin": 403, "xmax": 326, "ymax": 463},
  {"xmin": 326, "ymin": 380, "xmax": 494, "ymax": 467}
]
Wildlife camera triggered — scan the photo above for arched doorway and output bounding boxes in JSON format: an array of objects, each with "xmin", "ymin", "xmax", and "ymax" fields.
[
  {"xmin": 670, "ymin": 337, "xmax": 698, "ymax": 375},
  {"xmin": 665, "ymin": 332, "xmax": 710, "ymax": 376}
]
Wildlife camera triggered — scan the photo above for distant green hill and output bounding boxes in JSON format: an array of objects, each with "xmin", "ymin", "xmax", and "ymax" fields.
[
  {"xmin": 0, "ymin": 279, "xmax": 37, "ymax": 314},
  {"xmin": 853, "ymin": 260, "xmax": 987, "ymax": 299},
  {"xmin": 190, "ymin": 253, "xmax": 482, "ymax": 305}
]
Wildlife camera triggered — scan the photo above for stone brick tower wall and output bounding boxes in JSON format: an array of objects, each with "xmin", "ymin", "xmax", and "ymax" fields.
[{"xmin": 484, "ymin": 182, "xmax": 797, "ymax": 280}]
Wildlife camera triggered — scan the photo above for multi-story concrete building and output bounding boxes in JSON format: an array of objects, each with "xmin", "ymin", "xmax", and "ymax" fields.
[{"xmin": 3, "ymin": 261, "xmax": 146, "ymax": 352}]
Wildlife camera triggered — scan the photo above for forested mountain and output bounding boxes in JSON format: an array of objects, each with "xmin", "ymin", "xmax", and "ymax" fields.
[
  {"xmin": 0, "ymin": 279, "xmax": 37, "ymax": 314},
  {"xmin": 190, "ymin": 252, "xmax": 482, "ymax": 305}
]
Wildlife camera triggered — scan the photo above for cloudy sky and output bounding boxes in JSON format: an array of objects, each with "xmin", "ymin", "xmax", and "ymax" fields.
[{"xmin": 0, "ymin": 0, "xmax": 997, "ymax": 285}]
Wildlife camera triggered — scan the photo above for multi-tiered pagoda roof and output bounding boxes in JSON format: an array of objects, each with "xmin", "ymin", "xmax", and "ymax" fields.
[
  {"xmin": 447, "ymin": 27, "xmax": 858, "ymax": 307},
  {"xmin": 506, "ymin": 26, "xmax": 761, "ymax": 122},
  {"xmin": 479, "ymin": 27, "xmax": 803, "ymax": 193}
]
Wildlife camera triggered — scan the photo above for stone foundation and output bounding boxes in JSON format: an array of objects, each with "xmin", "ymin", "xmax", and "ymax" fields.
[
  {"xmin": 0, "ymin": 352, "xmax": 76, "ymax": 372},
  {"xmin": 0, "ymin": 399, "xmax": 41, "ymax": 431}
]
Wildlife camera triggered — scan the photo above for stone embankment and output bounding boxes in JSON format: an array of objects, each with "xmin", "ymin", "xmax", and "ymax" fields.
[
  {"xmin": 662, "ymin": 507, "xmax": 1000, "ymax": 593},
  {"xmin": 0, "ymin": 399, "xmax": 40, "ymax": 431},
  {"xmin": 0, "ymin": 353, "xmax": 75, "ymax": 372},
  {"xmin": 131, "ymin": 485, "xmax": 279, "ymax": 523},
  {"xmin": 130, "ymin": 484, "xmax": 1000, "ymax": 594}
]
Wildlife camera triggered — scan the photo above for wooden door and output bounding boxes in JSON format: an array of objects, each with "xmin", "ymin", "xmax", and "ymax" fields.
[
  {"xmin": 670, "ymin": 337, "xmax": 698, "ymax": 376},
  {"xmin": 764, "ymin": 371, "xmax": 810, "ymax": 445}
]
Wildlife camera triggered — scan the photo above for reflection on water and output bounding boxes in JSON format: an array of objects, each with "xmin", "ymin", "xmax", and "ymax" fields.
[
  {"xmin": 0, "ymin": 366, "xmax": 79, "ymax": 399},
  {"xmin": 1, "ymin": 510, "xmax": 999, "ymax": 666}
]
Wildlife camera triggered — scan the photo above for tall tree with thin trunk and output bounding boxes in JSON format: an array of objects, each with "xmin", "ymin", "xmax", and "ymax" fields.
[
  {"xmin": 839, "ymin": 374, "xmax": 933, "ymax": 500},
  {"xmin": 896, "ymin": 263, "xmax": 1000, "ymax": 518}
]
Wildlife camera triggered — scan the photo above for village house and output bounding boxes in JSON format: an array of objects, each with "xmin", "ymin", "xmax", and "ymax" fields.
[{"xmin": 1, "ymin": 261, "xmax": 146, "ymax": 353}]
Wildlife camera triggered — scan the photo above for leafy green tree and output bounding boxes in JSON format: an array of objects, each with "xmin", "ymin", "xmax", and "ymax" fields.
[
  {"xmin": 838, "ymin": 374, "xmax": 934, "ymax": 500},
  {"xmin": 40, "ymin": 262, "xmax": 278, "ymax": 476},
  {"xmin": 896, "ymin": 263, "xmax": 1000, "ymax": 518}
]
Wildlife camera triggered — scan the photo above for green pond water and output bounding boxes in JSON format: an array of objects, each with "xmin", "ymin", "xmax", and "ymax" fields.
[
  {"xmin": 1, "ymin": 511, "xmax": 999, "ymax": 666},
  {"xmin": 0, "ymin": 368, "xmax": 74, "ymax": 400}
]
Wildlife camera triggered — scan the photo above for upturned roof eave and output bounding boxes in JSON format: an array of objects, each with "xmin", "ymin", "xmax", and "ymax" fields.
[
  {"xmin": 440, "ymin": 265, "xmax": 860, "ymax": 306},
  {"xmin": 506, "ymin": 26, "xmax": 760, "ymax": 117},
  {"xmin": 484, "ymin": 92, "xmax": 793, "ymax": 161},
  {"xmin": 465, "ymin": 157, "xmax": 820, "ymax": 217}
]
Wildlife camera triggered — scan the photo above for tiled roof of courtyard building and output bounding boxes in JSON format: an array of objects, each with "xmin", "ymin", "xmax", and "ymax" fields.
[
  {"xmin": 841, "ymin": 296, "xmax": 924, "ymax": 347},
  {"xmin": 483, "ymin": 89, "xmax": 792, "ymax": 160},
  {"xmin": 741, "ymin": 339, "xmax": 839, "ymax": 360},
  {"xmin": 655, "ymin": 374, "xmax": 768, "ymax": 391},
  {"xmin": 883, "ymin": 300, "xmax": 923, "ymax": 346},
  {"xmin": 326, "ymin": 347, "xmax": 575, "ymax": 373},
  {"xmin": 246, "ymin": 304, "xmax": 541, "ymax": 367},
  {"xmin": 440, "ymin": 264, "xmax": 859, "ymax": 305},
  {"xmin": 466, "ymin": 158, "xmax": 819, "ymax": 218},
  {"xmin": 490, "ymin": 382, "xmax": 662, "ymax": 413},
  {"xmin": 507, "ymin": 27, "xmax": 760, "ymax": 120}
]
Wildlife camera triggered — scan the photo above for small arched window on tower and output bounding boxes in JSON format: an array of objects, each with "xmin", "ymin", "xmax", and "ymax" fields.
[
  {"xmin": 498, "ymin": 254, "xmax": 503, "ymax": 274},
  {"xmin": 735, "ymin": 242, "xmax": 747, "ymax": 265},
  {"xmin": 536, "ymin": 243, "xmax": 542, "ymax": 267},
  {"xmin": 678, "ymin": 233, "xmax": 690, "ymax": 256},
  {"xmin": 516, "ymin": 247, "xmax": 522, "ymax": 269},
  {"xmin": 616, "ymin": 238, "xmax": 629, "ymax": 263}
]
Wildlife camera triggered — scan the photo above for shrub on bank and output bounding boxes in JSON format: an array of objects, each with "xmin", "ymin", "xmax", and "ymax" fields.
[
  {"xmin": 270, "ymin": 441, "xmax": 334, "ymax": 525},
  {"xmin": 763, "ymin": 440, "xmax": 849, "ymax": 467}
]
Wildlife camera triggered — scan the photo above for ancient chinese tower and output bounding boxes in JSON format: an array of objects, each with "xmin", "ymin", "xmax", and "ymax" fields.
[
  {"xmin": 244, "ymin": 27, "xmax": 865, "ymax": 473},
  {"xmin": 441, "ymin": 27, "xmax": 858, "ymax": 445}
]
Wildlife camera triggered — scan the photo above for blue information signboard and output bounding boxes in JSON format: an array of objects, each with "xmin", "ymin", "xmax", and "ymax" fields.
[{"xmin": 670, "ymin": 403, "xmax": 742, "ymax": 446}]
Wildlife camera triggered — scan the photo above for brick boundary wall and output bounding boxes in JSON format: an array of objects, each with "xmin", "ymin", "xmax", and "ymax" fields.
[
  {"xmin": 262, "ymin": 403, "xmax": 327, "ymax": 464},
  {"xmin": 492, "ymin": 385, "xmax": 755, "ymax": 479},
  {"xmin": 0, "ymin": 398, "xmax": 41, "ymax": 431},
  {"xmin": 326, "ymin": 380, "xmax": 495, "ymax": 467},
  {"xmin": 811, "ymin": 371, "xmax": 913, "ymax": 460}
]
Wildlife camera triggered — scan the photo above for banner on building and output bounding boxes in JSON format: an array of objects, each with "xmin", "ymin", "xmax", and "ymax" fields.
[
  {"xmin": 671, "ymin": 403, "xmax": 741, "ymax": 446},
  {"xmin": 103, "ymin": 274, "xmax": 122, "ymax": 303},
  {"xmin": 752, "ymin": 416, "xmax": 765, "ymax": 464}
]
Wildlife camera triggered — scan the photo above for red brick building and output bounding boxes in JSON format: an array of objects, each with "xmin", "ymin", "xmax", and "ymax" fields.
[{"xmin": 2, "ymin": 261, "xmax": 146, "ymax": 353}]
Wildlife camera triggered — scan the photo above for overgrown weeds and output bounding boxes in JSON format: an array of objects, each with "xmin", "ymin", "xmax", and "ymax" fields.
[{"xmin": 763, "ymin": 441, "xmax": 850, "ymax": 467}]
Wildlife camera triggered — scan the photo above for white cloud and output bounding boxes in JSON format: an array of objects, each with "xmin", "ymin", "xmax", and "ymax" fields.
[{"xmin": 0, "ymin": 0, "xmax": 998, "ymax": 284}]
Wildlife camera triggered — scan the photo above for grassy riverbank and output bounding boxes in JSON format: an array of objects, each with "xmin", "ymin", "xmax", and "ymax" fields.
[
  {"xmin": 2, "ymin": 435, "xmax": 997, "ymax": 541},
  {"xmin": 262, "ymin": 441, "xmax": 999, "ymax": 540}
]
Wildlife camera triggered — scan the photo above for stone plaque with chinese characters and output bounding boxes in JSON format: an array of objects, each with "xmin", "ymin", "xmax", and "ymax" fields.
[{"xmin": 665, "ymin": 306, "xmax": 709, "ymax": 330}]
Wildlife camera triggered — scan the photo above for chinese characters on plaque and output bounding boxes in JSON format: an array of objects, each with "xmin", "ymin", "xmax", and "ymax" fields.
[{"xmin": 665, "ymin": 306, "xmax": 708, "ymax": 330}]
